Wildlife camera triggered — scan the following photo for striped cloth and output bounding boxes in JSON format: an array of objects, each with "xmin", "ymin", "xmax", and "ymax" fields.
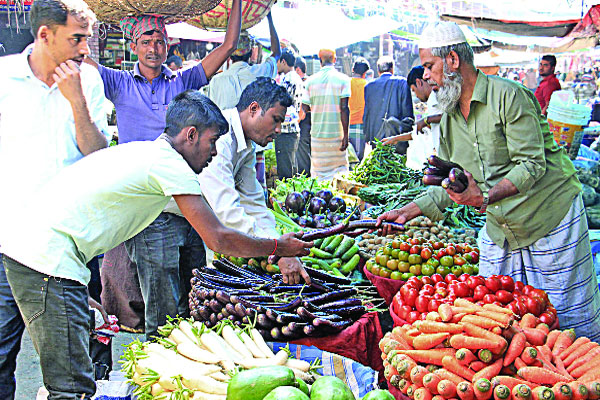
[
  {"xmin": 479, "ymin": 193, "xmax": 600, "ymax": 341},
  {"xmin": 349, "ymin": 123, "xmax": 365, "ymax": 160},
  {"xmin": 302, "ymin": 66, "xmax": 350, "ymax": 181},
  {"xmin": 271, "ymin": 342, "xmax": 378, "ymax": 398}
]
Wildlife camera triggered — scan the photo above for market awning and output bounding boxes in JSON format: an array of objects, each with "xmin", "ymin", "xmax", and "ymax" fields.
[
  {"xmin": 441, "ymin": 14, "xmax": 579, "ymax": 38},
  {"xmin": 166, "ymin": 22, "xmax": 225, "ymax": 42}
]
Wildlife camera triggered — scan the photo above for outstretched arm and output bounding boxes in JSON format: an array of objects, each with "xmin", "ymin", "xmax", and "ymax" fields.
[
  {"xmin": 201, "ymin": 0, "xmax": 242, "ymax": 78},
  {"xmin": 267, "ymin": 12, "xmax": 281, "ymax": 60}
]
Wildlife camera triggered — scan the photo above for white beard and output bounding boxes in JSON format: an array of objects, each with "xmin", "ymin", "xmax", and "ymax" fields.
[{"xmin": 436, "ymin": 62, "xmax": 463, "ymax": 114}]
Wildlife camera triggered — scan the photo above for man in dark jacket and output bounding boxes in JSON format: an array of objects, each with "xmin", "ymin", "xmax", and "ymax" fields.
[{"xmin": 363, "ymin": 56, "xmax": 414, "ymax": 153}]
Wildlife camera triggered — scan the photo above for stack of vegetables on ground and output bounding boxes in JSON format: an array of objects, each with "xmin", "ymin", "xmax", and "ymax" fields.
[
  {"xmin": 379, "ymin": 297, "xmax": 599, "ymax": 400},
  {"xmin": 120, "ymin": 317, "xmax": 320, "ymax": 400},
  {"xmin": 392, "ymin": 275, "xmax": 557, "ymax": 325},
  {"xmin": 188, "ymin": 257, "xmax": 384, "ymax": 340},
  {"xmin": 365, "ymin": 235, "xmax": 481, "ymax": 282}
]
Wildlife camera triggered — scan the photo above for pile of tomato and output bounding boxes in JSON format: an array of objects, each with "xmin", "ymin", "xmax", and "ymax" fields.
[
  {"xmin": 392, "ymin": 274, "xmax": 557, "ymax": 326},
  {"xmin": 365, "ymin": 235, "xmax": 480, "ymax": 281}
]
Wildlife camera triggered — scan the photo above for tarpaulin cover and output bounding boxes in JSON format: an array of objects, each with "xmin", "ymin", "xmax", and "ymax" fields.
[
  {"xmin": 364, "ymin": 266, "xmax": 404, "ymax": 305},
  {"xmin": 291, "ymin": 311, "xmax": 385, "ymax": 378}
]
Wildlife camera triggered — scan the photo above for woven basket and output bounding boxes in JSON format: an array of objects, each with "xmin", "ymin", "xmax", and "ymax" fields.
[
  {"xmin": 187, "ymin": 0, "xmax": 275, "ymax": 31},
  {"xmin": 84, "ymin": 0, "xmax": 222, "ymax": 24}
]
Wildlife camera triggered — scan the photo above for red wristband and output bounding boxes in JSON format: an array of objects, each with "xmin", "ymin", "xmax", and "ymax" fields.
[{"xmin": 270, "ymin": 239, "xmax": 278, "ymax": 256}]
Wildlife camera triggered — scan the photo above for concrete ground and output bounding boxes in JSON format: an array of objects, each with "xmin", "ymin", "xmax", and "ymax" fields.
[{"xmin": 15, "ymin": 329, "xmax": 143, "ymax": 400}]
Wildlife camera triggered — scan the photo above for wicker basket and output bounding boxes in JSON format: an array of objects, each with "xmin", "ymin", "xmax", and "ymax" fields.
[
  {"xmin": 187, "ymin": 0, "xmax": 275, "ymax": 31},
  {"xmin": 84, "ymin": 0, "xmax": 222, "ymax": 24}
]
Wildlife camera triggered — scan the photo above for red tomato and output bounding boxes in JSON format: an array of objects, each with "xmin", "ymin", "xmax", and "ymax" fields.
[
  {"xmin": 463, "ymin": 245, "xmax": 473, "ymax": 253},
  {"xmin": 428, "ymin": 299, "xmax": 442, "ymax": 312},
  {"xmin": 447, "ymin": 282, "xmax": 458, "ymax": 293},
  {"xmin": 410, "ymin": 245, "xmax": 422, "ymax": 255},
  {"xmin": 455, "ymin": 244, "xmax": 465, "ymax": 253},
  {"xmin": 474, "ymin": 285, "xmax": 491, "ymax": 301},
  {"xmin": 410, "ymin": 238, "xmax": 422, "ymax": 246},
  {"xmin": 446, "ymin": 294, "xmax": 457, "ymax": 304},
  {"xmin": 433, "ymin": 292, "xmax": 445, "ymax": 300},
  {"xmin": 514, "ymin": 281, "xmax": 525, "ymax": 292},
  {"xmin": 431, "ymin": 274, "xmax": 444, "ymax": 284},
  {"xmin": 407, "ymin": 311, "xmax": 421, "ymax": 323},
  {"xmin": 496, "ymin": 290, "xmax": 514, "ymax": 304},
  {"xmin": 506, "ymin": 301, "xmax": 519, "ymax": 315},
  {"xmin": 493, "ymin": 301, "xmax": 504, "ymax": 307},
  {"xmin": 433, "ymin": 241, "xmax": 445, "ymax": 250},
  {"xmin": 458, "ymin": 274, "xmax": 470, "ymax": 283},
  {"xmin": 530, "ymin": 289, "xmax": 549, "ymax": 308},
  {"xmin": 525, "ymin": 297, "xmax": 544, "ymax": 316},
  {"xmin": 434, "ymin": 281, "xmax": 448, "ymax": 290},
  {"xmin": 455, "ymin": 282, "xmax": 470, "ymax": 298},
  {"xmin": 421, "ymin": 276, "xmax": 434, "ymax": 286},
  {"xmin": 399, "ymin": 242, "xmax": 411, "ymax": 252},
  {"xmin": 437, "ymin": 249, "xmax": 447, "ymax": 258},
  {"xmin": 468, "ymin": 251, "xmax": 479, "ymax": 264},
  {"xmin": 415, "ymin": 295, "xmax": 431, "ymax": 313},
  {"xmin": 407, "ymin": 277, "xmax": 423, "ymax": 289},
  {"xmin": 403, "ymin": 287, "xmax": 418, "ymax": 307},
  {"xmin": 446, "ymin": 246, "xmax": 457, "ymax": 256},
  {"xmin": 483, "ymin": 294, "xmax": 497, "ymax": 304},
  {"xmin": 522, "ymin": 284, "xmax": 535, "ymax": 296},
  {"xmin": 445, "ymin": 273, "xmax": 458, "ymax": 284},
  {"xmin": 421, "ymin": 248, "xmax": 433, "ymax": 260},
  {"xmin": 467, "ymin": 276, "xmax": 485, "ymax": 290},
  {"xmin": 435, "ymin": 288, "xmax": 448, "ymax": 298},
  {"xmin": 399, "ymin": 305, "xmax": 412, "ymax": 320},
  {"xmin": 499, "ymin": 276, "xmax": 515, "ymax": 292},
  {"xmin": 539, "ymin": 312, "xmax": 556, "ymax": 327},
  {"xmin": 420, "ymin": 284, "xmax": 435, "ymax": 296},
  {"xmin": 485, "ymin": 277, "xmax": 502, "ymax": 293}
]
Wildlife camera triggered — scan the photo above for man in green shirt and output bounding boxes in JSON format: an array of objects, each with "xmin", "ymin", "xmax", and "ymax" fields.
[{"xmin": 378, "ymin": 21, "xmax": 600, "ymax": 340}]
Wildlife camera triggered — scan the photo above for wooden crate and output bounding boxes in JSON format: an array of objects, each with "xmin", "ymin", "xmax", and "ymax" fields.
[{"xmin": 332, "ymin": 172, "xmax": 367, "ymax": 196}]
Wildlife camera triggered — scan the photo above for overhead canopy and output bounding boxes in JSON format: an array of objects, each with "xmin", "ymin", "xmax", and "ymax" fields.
[
  {"xmin": 441, "ymin": 14, "xmax": 578, "ymax": 37},
  {"xmin": 248, "ymin": 3, "xmax": 400, "ymax": 56},
  {"xmin": 166, "ymin": 22, "xmax": 225, "ymax": 42}
]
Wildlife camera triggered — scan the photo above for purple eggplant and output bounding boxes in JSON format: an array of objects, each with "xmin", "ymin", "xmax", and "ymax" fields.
[
  {"xmin": 285, "ymin": 192, "xmax": 306, "ymax": 214},
  {"xmin": 316, "ymin": 189, "xmax": 333, "ymax": 203},
  {"xmin": 308, "ymin": 197, "xmax": 327, "ymax": 214},
  {"xmin": 301, "ymin": 189, "xmax": 313, "ymax": 201},
  {"xmin": 328, "ymin": 196, "xmax": 346, "ymax": 213},
  {"xmin": 319, "ymin": 298, "xmax": 362, "ymax": 309}
]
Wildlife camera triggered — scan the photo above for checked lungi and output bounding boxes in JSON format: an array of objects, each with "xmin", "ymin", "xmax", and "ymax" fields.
[
  {"xmin": 349, "ymin": 123, "xmax": 366, "ymax": 161},
  {"xmin": 479, "ymin": 193, "xmax": 600, "ymax": 341}
]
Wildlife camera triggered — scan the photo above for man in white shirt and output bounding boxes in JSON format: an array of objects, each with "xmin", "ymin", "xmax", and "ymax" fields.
[
  {"xmin": 199, "ymin": 78, "xmax": 310, "ymax": 284},
  {"xmin": 2, "ymin": 91, "xmax": 312, "ymax": 399},
  {"xmin": 0, "ymin": 0, "xmax": 110, "ymax": 397}
]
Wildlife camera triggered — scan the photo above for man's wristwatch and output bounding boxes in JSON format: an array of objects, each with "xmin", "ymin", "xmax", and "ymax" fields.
[
  {"xmin": 479, "ymin": 194, "xmax": 489, "ymax": 214},
  {"xmin": 424, "ymin": 116, "xmax": 431, "ymax": 128}
]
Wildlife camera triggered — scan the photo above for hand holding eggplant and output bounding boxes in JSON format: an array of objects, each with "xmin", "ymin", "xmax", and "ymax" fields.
[
  {"xmin": 278, "ymin": 257, "xmax": 311, "ymax": 285},
  {"xmin": 375, "ymin": 202, "xmax": 422, "ymax": 236},
  {"xmin": 275, "ymin": 231, "xmax": 314, "ymax": 257},
  {"xmin": 445, "ymin": 170, "xmax": 484, "ymax": 208}
]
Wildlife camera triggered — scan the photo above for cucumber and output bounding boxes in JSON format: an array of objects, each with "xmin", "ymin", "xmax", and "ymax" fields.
[
  {"xmin": 340, "ymin": 244, "xmax": 359, "ymax": 261},
  {"xmin": 310, "ymin": 248, "xmax": 334, "ymax": 259},
  {"xmin": 340, "ymin": 254, "xmax": 360, "ymax": 275},
  {"xmin": 320, "ymin": 236, "xmax": 335, "ymax": 250},
  {"xmin": 331, "ymin": 267, "xmax": 345, "ymax": 278},
  {"xmin": 296, "ymin": 378, "xmax": 310, "ymax": 397},
  {"xmin": 329, "ymin": 260, "xmax": 342, "ymax": 270},
  {"xmin": 227, "ymin": 366, "xmax": 296, "ymax": 400},
  {"xmin": 313, "ymin": 238, "xmax": 324, "ymax": 248},
  {"xmin": 333, "ymin": 237, "xmax": 354, "ymax": 258},
  {"xmin": 301, "ymin": 257, "xmax": 332, "ymax": 271},
  {"xmin": 361, "ymin": 389, "xmax": 395, "ymax": 400},
  {"xmin": 324, "ymin": 235, "xmax": 344, "ymax": 253},
  {"xmin": 309, "ymin": 376, "xmax": 355, "ymax": 400},
  {"xmin": 264, "ymin": 386, "xmax": 310, "ymax": 400}
]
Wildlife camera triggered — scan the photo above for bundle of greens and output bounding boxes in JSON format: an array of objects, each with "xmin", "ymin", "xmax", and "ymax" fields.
[
  {"xmin": 358, "ymin": 183, "xmax": 426, "ymax": 219},
  {"xmin": 443, "ymin": 204, "xmax": 486, "ymax": 229}
]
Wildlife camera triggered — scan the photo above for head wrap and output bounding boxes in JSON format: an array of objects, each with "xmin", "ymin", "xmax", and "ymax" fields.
[
  {"xmin": 120, "ymin": 15, "xmax": 168, "ymax": 42},
  {"xmin": 232, "ymin": 31, "xmax": 254, "ymax": 57},
  {"xmin": 318, "ymin": 49, "xmax": 336, "ymax": 62},
  {"xmin": 418, "ymin": 21, "xmax": 467, "ymax": 50}
]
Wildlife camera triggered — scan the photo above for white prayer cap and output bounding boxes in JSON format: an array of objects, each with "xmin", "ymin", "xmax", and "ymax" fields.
[{"xmin": 418, "ymin": 21, "xmax": 467, "ymax": 49}]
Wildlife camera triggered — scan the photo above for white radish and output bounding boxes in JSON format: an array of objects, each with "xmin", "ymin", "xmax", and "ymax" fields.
[
  {"xmin": 209, "ymin": 372, "xmax": 230, "ymax": 382},
  {"xmin": 179, "ymin": 319, "xmax": 201, "ymax": 345},
  {"xmin": 204, "ymin": 331, "xmax": 242, "ymax": 360},
  {"xmin": 191, "ymin": 392, "xmax": 227, "ymax": 400},
  {"xmin": 181, "ymin": 372, "xmax": 228, "ymax": 394},
  {"xmin": 177, "ymin": 341, "xmax": 222, "ymax": 364},
  {"xmin": 169, "ymin": 328, "xmax": 195, "ymax": 346},
  {"xmin": 286, "ymin": 358, "xmax": 311, "ymax": 372},
  {"xmin": 158, "ymin": 374, "xmax": 179, "ymax": 391},
  {"xmin": 237, "ymin": 349, "xmax": 289, "ymax": 369},
  {"xmin": 221, "ymin": 325, "xmax": 253, "ymax": 359},
  {"xmin": 135, "ymin": 354, "xmax": 172, "ymax": 376},
  {"xmin": 145, "ymin": 342, "xmax": 178, "ymax": 360},
  {"xmin": 131, "ymin": 371, "xmax": 145, "ymax": 386},
  {"xmin": 237, "ymin": 328, "xmax": 266, "ymax": 358},
  {"xmin": 250, "ymin": 328, "xmax": 275, "ymax": 357},
  {"xmin": 151, "ymin": 383, "xmax": 165, "ymax": 396}
]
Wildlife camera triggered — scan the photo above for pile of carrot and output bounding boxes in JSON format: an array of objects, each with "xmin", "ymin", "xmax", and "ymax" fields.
[{"xmin": 380, "ymin": 298, "xmax": 600, "ymax": 400}]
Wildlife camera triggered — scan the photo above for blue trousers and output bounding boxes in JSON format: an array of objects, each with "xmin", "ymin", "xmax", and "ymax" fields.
[{"xmin": 125, "ymin": 212, "xmax": 205, "ymax": 340}]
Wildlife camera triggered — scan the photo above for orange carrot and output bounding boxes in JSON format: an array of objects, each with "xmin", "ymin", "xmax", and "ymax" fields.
[
  {"xmin": 532, "ymin": 386, "xmax": 555, "ymax": 400},
  {"xmin": 432, "ymin": 396, "xmax": 444, "ymax": 400},
  {"xmin": 537, "ymin": 345, "xmax": 553, "ymax": 362},
  {"xmin": 552, "ymin": 354, "xmax": 572, "ymax": 380},
  {"xmin": 570, "ymin": 357, "xmax": 600, "ymax": 379},
  {"xmin": 443, "ymin": 355, "xmax": 476, "ymax": 381},
  {"xmin": 491, "ymin": 376, "xmax": 537, "ymax": 390},
  {"xmin": 587, "ymin": 382, "xmax": 600, "ymax": 400},
  {"xmin": 483, "ymin": 303, "xmax": 515, "ymax": 316},
  {"xmin": 521, "ymin": 347, "xmax": 538, "ymax": 365},
  {"xmin": 552, "ymin": 383, "xmax": 573, "ymax": 400},
  {"xmin": 415, "ymin": 320, "xmax": 465, "ymax": 334},
  {"xmin": 439, "ymin": 303, "xmax": 454, "ymax": 322},
  {"xmin": 458, "ymin": 381, "xmax": 475, "ymax": 400},
  {"xmin": 450, "ymin": 335, "xmax": 502, "ymax": 351},
  {"xmin": 411, "ymin": 365, "xmax": 430, "ymax": 386},
  {"xmin": 472, "ymin": 359, "xmax": 504, "ymax": 383},
  {"xmin": 414, "ymin": 333, "xmax": 452, "ymax": 350},
  {"xmin": 415, "ymin": 387, "xmax": 434, "ymax": 400},
  {"xmin": 456, "ymin": 348, "xmax": 478, "ymax": 366},
  {"xmin": 453, "ymin": 313, "xmax": 468, "ymax": 323},
  {"xmin": 546, "ymin": 330, "xmax": 561, "ymax": 349},
  {"xmin": 515, "ymin": 357, "xmax": 527, "ymax": 370},
  {"xmin": 439, "ymin": 380, "xmax": 459, "ymax": 398},
  {"xmin": 520, "ymin": 314, "xmax": 539, "ymax": 329},
  {"xmin": 462, "ymin": 315, "xmax": 503, "ymax": 330},
  {"xmin": 521, "ymin": 327, "xmax": 547, "ymax": 346},
  {"xmin": 455, "ymin": 298, "xmax": 485, "ymax": 311},
  {"xmin": 398, "ymin": 378, "xmax": 410, "ymax": 394},
  {"xmin": 552, "ymin": 330, "xmax": 576, "ymax": 357},
  {"xmin": 536, "ymin": 324, "xmax": 550, "ymax": 335},
  {"xmin": 518, "ymin": 366, "xmax": 573, "ymax": 385},
  {"xmin": 494, "ymin": 384, "xmax": 512, "ymax": 400},
  {"xmin": 474, "ymin": 378, "xmax": 494, "ymax": 400},
  {"xmin": 380, "ymin": 335, "xmax": 392, "ymax": 352},
  {"xmin": 512, "ymin": 383, "xmax": 533, "ymax": 400},
  {"xmin": 558, "ymin": 337, "xmax": 591, "ymax": 360},
  {"xmin": 563, "ymin": 342, "xmax": 598, "ymax": 367},
  {"xmin": 427, "ymin": 312, "xmax": 442, "ymax": 322},
  {"xmin": 476, "ymin": 311, "xmax": 512, "ymax": 328},
  {"xmin": 452, "ymin": 306, "xmax": 478, "ymax": 314},
  {"xmin": 435, "ymin": 368, "xmax": 465, "ymax": 385},
  {"xmin": 470, "ymin": 361, "xmax": 488, "ymax": 372},
  {"xmin": 568, "ymin": 382, "xmax": 589, "ymax": 400},
  {"xmin": 398, "ymin": 349, "xmax": 457, "ymax": 366},
  {"xmin": 492, "ymin": 327, "xmax": 503, "ymax": 335},
  {"xmin": 567, "ymin": 347, "xmax": 600, "ymax": 373},
  {"xmin": 461, "ymin": 322, "xmax": 508, "ymax": 352},
  {"xmin": 407, "ymin": 384, "xmax": 418, "ymax": 398},
  {"xmin": 478, "ymin": 349, "xmax": 494, "ymax": 364},
  {"xmin": 505, "ymin": 333, "xmax": 527, "ymax": 367},
  {"xmin": 580, "ymin": 370, "xmax": 600, "ymax": 384},
  {"xmin": 423, "ymin": 373, "xmax": 442, "ymax": 394},
  {"xmin": 397, "ymin": 358, "xmax": 418, "ymax": 379}
]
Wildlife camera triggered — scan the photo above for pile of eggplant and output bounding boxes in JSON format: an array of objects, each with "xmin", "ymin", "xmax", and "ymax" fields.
[
  {"xmin": 188, "ymin": 258, "xmax": 383, "ymax": 341},
  {"xmin": 422, "ymin": 155, "xmax": 469, "ymax": 193},
  {"xmin": 283, "ymin": 189, "xmax": 360, "ymax": 229}
]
